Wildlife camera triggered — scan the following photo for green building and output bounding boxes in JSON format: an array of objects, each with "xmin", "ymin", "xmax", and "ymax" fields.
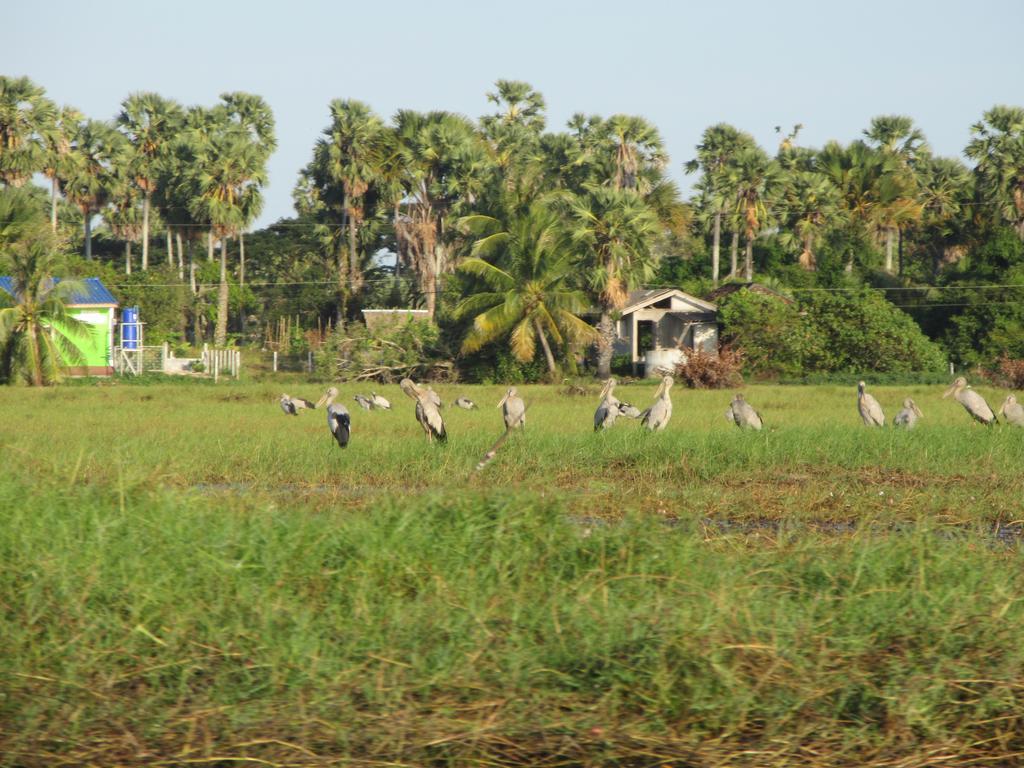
[{"xmin": 0, "ymin": 277, "xmax": 118, "ymax": 376}]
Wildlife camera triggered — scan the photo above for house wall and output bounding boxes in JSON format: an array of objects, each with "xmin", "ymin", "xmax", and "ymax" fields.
[
  {"xmin": 60, "ymin": 307, "xmax": 114, "ymax": 375},
  {"xmin": 694, "ymin": 323, "xmax": 718, "ymax": 353}
]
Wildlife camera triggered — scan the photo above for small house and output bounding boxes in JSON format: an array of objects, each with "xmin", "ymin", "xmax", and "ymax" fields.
[
  {"xmin": 609, "ymin": 288, "xmax": 718, "ymax": 376},
  {"xmin": 0, "ymin": 276, "xmax": 118, "ymax": 376}
]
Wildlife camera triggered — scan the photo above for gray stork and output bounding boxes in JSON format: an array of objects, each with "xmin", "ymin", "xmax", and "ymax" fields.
[
  {"xmin": 594, "ymin": 378, "xmax": 620, "ymax": 431},
  {"xmin": 370, "ymin": 391, "xmax": 391, "ymax": 410},
  {"xmin": 640, "ymin": 375, "xmax": 673, "ymax": 431},
  {"xmin": 279, "ymin": 394, "xmax": 315, "ymax": 416},
  {"xmin": 454, "ymin": 396, "xmax": 477, "ymax": 410},
  {"xmin": 725, "ymin": 393, "xmax": 763, "ymax": 430},
  {"xmin": 499, "ymin": 386, "xmax": 526, "ymax": 430},
  {"xmin": 315, "ymin": 387, "xmax": 351, "ymax": 448},
  {"xmin": 943, "ymin": 377, "xmax": 997, "ymax": 425},
  {"xmin": 892, "ymin": 398, "xmax": 923, "ymax": 429},
  {"xmin": 400, "ymin": 378, "xmax": 447, "ymax": 443},
  {"xmin": 857, "ymin": 381, "xmax": 885, "ymax": 426},
  {"xmin": 999, "ymin": 395, "xmax": 1024, "ymax": 427},
  {"xmin": 353, "ymin": 394, "xmax": 373, "ymax": 411},
  {"xmin": 617, "ymin": 402, "xmax": 642, "ymax": 419}
]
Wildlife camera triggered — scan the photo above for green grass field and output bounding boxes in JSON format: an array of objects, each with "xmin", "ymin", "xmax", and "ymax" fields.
[{"xmin": 2, "ymin": 380, "xmax": 1023, "ymax": 766}]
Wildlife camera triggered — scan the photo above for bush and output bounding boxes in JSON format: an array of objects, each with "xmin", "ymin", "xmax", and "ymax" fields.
[
  {"xmin": 717, "ymin": 290, "xmax": 819, "ymax": 378},
  {"xmin": 316, "ymin": 319, "xmax": 453, "ymax": 383},
  {"xmin": 674, "ymin": 346, "xmax": 744, "ymax": 389},
  {"xmin": 800, "ymin": 289, "xmax": 947, "ymax": 374},
  {"xmin": 988, "ymin": 357, "xmax": 1024, "ymax": 389},
  {"xmin": 718, "ymin": 287, "xmax": 947, "ymax": 378}
]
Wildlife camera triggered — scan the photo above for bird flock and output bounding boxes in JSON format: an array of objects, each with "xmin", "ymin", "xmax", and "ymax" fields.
[{"xmin": 281, "ymin": 374, "xmax": 1023, "ymax": 453}]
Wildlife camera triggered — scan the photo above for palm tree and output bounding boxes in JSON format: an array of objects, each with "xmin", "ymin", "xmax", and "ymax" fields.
[
  {"xmin": 454, "ymin": 203, "xmax": 597, "ymax": 377},
  {"xmin": 965, "ymin": 106, "xmax": 1024, "ymax": 240},
  {"xmin": 187, "ymin": 129, "xmax": 266, "ymax": 345},
  {"xmin": 0, "ymin": 187, "xmax": 48, "ymax": 256},
  {"xmin": 106, "ymin": 150, "xmax": 144, "ymax": 274},
  {"xmin": 479, "ymin": 80, "xmax": 547, "ymax": 206},
  {"xmin": 686, "ymin": 124, "xmax": 748, "ymax": 285},
  {"xmin": 310, "ymin": 99, "xmax": 384, "ymax": 320},
  {"xmin": 864, "ymin": 115, "xmax": 929, "ymax": 271},
  {"xmin": 391, "ymin": 110, "xmax": 488, "ymax": 319},
  {"xmin": 778, "ymin": 168, "xmax": 844, "ymax": 270},
  {"xmin": 61, "ymin": 119, "xmax": 125, "ymax": 260},
  {"xmin": 117, "ymin": 93, "xmax": 184, "ymax": 270},
  {"xmin": 39, "ymin": 105, "xmax": 80, "ymax": 232},
  {"xmin": 728, "ymin": 145, "xmax": 780, "ymax": 281},
  {"xmin": 0, "ymin": 236, "xmax": 87, "ymax": 386},
  {"xmin": 220, "ymin": 92, "xmax": 276, "ymax": 290},
  {"xmin": 819, "ymin": 140, "xmax": 886, "ymax": 271},
  {"xmin": 564, "ymin": 186, "xmax": 660, "ymax": 379},
  {"xmin": 0, "ymin": 76, "xmax": 55, "ymax": 188}
]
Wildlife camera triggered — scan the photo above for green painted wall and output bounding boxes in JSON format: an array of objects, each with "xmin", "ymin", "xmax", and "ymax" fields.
[{"xmin": 51, "ymin": 307, "xmax": 113, "ymax": 368}]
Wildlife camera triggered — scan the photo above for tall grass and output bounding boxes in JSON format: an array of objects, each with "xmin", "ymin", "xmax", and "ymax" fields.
[{"xmin": 2, "ymin": 383, "xmax": 1023, "ymax": 764}]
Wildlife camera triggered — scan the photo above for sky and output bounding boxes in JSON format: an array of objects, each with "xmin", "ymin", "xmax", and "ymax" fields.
[{"xmin": 5, "ymin": 0, "xmax": 1022, "ymax": 230}]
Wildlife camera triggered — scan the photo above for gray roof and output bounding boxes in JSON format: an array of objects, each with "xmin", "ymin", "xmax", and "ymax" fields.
[
  {"xmin": 0, "ymin": 276, "xmax": 118, "ymax": 306},
  {"xmin": 620, "ymin": 287, "xmax": 716, "ymax": 315}
]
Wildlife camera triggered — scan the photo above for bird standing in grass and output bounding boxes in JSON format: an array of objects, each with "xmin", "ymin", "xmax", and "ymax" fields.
[
  {"xmin": 999, "ymin": 395, "xmax": 1024, "ymax": 427},
  {"xmin": 400, "ymin": 378, "xmax": 447, "ymax": 443},
  {"xmin": 617, "ymin": 402, "xmax": 641, "ymax": 419},
  {"xmin": 353, "ymin": 394, "xmax": 373, "ymax": 411},
  {"xmin": 725, "ymin": 393, "xmax": 763, "ymax": 430},
  {"xmin": 316, "ymin": 387, "xmax": 350, "ymax": 448},
  {"xmin": 857, "ymin": 381, "xmax": 885, "ymax": 426},
  {"xmin": 640, "ymin": 375, "xmax": 673, "ymax": 431},
  {"xmin": 426, "ymin": 387, "xmax": 443, "ymax": 409},
  {"xmin": 499, "ymin": 386, "xmax": 526, "ymax": 430},
  {"xmin": 454, "ymin": 396, "xmax": 477, "ymax": 410},
  {"xmin": 594, "ymin": 378, "xmax": 620, "ymax": 431},
  {"xmin": 370, "ymin": 391, "xmax": 391, "ymax": 410},
  {"xmin": 943, "ymin": 377, "xmax": 997, "ymax": 425},
  {"xmin": 893, "ymin": 398, "xmax": 923, "ymax": 429},
  {"xmin": 279, "ymin": 394, "xmax": 315, "ymax": 416}
]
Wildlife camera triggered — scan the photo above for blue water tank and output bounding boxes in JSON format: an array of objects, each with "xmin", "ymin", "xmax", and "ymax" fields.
[{"xmin": 123, "ymin": 306, "xmax": 140, "ymax": 349}]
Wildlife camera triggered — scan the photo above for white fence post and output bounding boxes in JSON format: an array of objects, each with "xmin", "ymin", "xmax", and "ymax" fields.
[{"xmin": 273, "ymin": 350, "xmax": 278, "ymax": 372}]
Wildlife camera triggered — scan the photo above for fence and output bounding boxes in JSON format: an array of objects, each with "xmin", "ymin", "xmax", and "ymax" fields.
[
  {"xmin": 115, "ymin": 345, "xmax": 167, "ymax": 376},
  {"xmin": 114, "ymin": 343, "xmax": 240, "ymax": 381},
  {"xmin": 269, "ymin": 350, "xmax": 316, "ymax": 373},
  {"xmin": 203, "ymin": 347, "xmax": 241, "ymax": 381}
]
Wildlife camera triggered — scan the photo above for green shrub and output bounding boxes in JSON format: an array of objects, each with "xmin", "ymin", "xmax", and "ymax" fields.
[
  {"xmin": 719, "ymin": 288, "xmax": 947, "ymax": 378},
  {"xmin": 718, "ymin": 290, "xmax": 819, "ymax": 378},
  {"xmin": 800, "ymin": 289, "xmax": 947, "ymax": 374}
]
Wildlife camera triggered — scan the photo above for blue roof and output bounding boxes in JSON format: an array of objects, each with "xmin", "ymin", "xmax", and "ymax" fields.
[{"xmin": 0, "ymin": 276, "xmax": 118, "ymax": 306}]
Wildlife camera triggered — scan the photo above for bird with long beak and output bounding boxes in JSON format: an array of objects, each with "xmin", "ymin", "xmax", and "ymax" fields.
[
  {"xmin": 640, "ymin": 375, "xmax": 673, "ymax": 431},
  {"xmin": 370, "ymin": 391, "xmax": 391, "ymax": 410},
  {"xmin": 857, "ymin": 381, "xmax": 885, "ymax": 426},
  {"xmin": 943, "ymin": 377, "xmax": 997, "ymax": 425},
  {"xmin": 400, "ymin": 378, "xmax": 447, "ymax": 443},
  {"xmin": 316, "ymin": 387, "xmax": 351, "ymax": 448},
  {"xmin": 725, "ymin": 393, "xmax": 763, "ymax": 430},
  {"xmin": 498, "ymin": 386, "xmax": 526, "ymax": 430},
  {"xmin": 999, "ymin": 395, "xmax": 1024, "ymax": 427},
  {"xmin": 280, "ymin": 394, "xmax": 314, "ymax": 416},
  {"xmin": 892, "ymin": 398, "xmax": 923, "ymax": 429},
  {"xmin": 594, "ymin": 378, "xmax": 620, "ymax": 431}
]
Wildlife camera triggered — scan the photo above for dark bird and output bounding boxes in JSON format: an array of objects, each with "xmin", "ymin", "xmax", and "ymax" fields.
[
  {"xmin": 316, "ymin": 387, "xmax": 351, "ymax": 448},
  {"xmin": 280, "ymin": 394, "xmax": 315, "ymax": 416}
]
